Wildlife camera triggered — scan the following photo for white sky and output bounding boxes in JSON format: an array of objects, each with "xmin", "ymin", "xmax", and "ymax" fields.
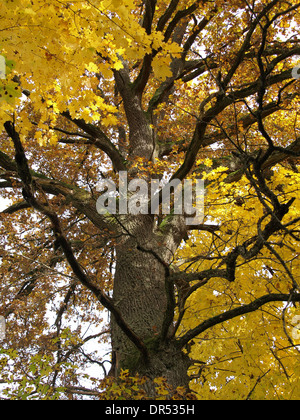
[{"xmin": 0, "ymin": 197, "xmax": 11, "ymax": 212}]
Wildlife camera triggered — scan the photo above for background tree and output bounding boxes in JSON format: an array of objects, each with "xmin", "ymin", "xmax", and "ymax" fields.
[{"xmin": 0, "ymin": 0, "xmax": 300, "ymax": 399}]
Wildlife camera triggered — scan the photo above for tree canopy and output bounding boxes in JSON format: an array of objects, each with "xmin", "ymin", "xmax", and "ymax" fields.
[{"xmin": 0, "ymin": 0, "xmax": 300, "ymax": 400}]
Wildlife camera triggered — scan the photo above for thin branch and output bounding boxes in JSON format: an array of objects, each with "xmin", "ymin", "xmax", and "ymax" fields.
[
  {"xmin": 264, "ymin": 242, "xmax": 299, "ymax": 290},
  {"xmin": 282, "ymin": 292, "xmax": 300, "ymax": 354},
  {"xmin": 222, "ymin": 0, "xmax": 280, "ymax": 90},
  {"xmin": 246, "ymin": 369, "xmax": 271, "ymax": 400},
  {"xmin": 173, "ymin": 67, "xmax": 296, "ymax": 182}
]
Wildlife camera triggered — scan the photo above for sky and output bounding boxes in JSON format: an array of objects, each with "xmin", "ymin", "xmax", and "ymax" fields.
[{"xmin": 0, "ymin": 197, "xmax": 11, "ymax": 212}]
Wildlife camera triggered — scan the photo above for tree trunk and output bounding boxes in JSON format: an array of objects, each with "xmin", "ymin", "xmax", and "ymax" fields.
[
  {"xmin": 110, "ymin": 67, "xmax": 192, "ymax": 392},
  {"xmin": 110, "ymin": 214, "xmax": 191, "ymax": 391}
]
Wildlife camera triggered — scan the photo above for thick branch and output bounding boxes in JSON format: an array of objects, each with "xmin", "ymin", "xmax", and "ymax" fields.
[
  {"xmin": 156, "ymin": 0, "xmax": 180, "ymax": 32},
  {"xmin": 0, "ymin": 141, "xmax": 113, "ymax": 231},
  {"xmin": 177, "ymin": 292, "xmax": 300, "ymax": 348},
  {"xmin": 163, "ymin": 0, "xmax": 202, "ymax": 43},
  {"xmin": 170, "ymin": 268, "xmax": 228, "ymax": 284},
  {"xmin": 61, "ymin": 111, "xmax": 126, "ymax": 172},
  {"xmin": 218, "ymin": 136, "xmax": 300, "ymax": 184},
  {"xmin": 142, "ymin": 0, "xmax": 157, "ymax": 35}
]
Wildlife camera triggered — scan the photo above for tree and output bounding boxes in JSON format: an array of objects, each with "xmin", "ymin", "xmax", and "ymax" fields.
[{"xmin": 0, "ymin": 0, "xmax": 300, "ymax": 400}]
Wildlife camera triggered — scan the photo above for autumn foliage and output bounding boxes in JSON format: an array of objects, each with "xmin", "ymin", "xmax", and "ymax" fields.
[{"xmin": 0, "ymin": 0, "xmax": 300, "ymax": 400}]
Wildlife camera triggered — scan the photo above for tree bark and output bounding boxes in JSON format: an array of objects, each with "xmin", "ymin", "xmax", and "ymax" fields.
[{"xmin": 110, "ymin": 214, "xmax": 191, "ymax": 391}]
